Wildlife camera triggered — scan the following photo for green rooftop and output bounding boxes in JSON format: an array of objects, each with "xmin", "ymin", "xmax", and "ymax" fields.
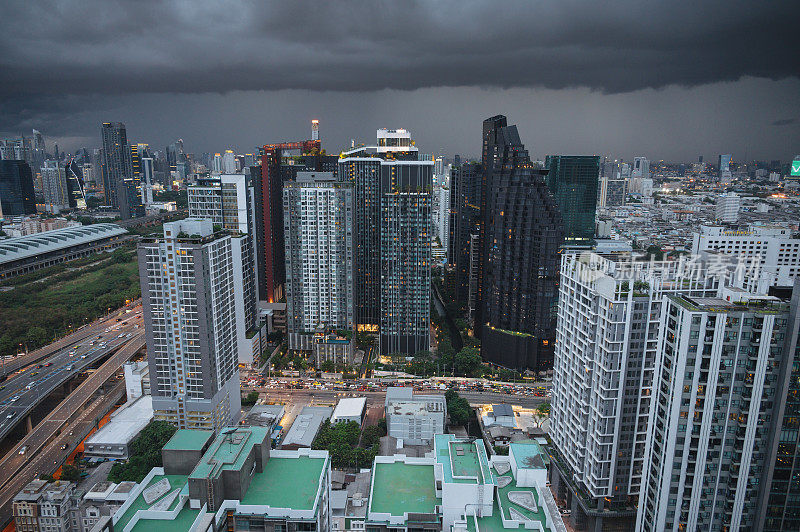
[
  {"xmin": 370, "ymin": 461, "xmax": 439, "ymax": 516},
  {"xmin": 492, "ymin": 464, "xmax": 551, "ymax": 531},
  {"xmin": 162, "ymin": 429, "xmax": 214, "ymax": 451},
  {"xmin": 510, "ymin": 440, "xmax": 547, "ymax": 470},
  {"xmin": 115, "ymin": 474, "xmax": 189, "ymax": 531},
  {"xmin": 435, "ymin": 434, "xmax": 494, "ymax": 485},
  {"xmin": 241, "ymin": 456, "xmax": 326, "ymax": 509},
  {"xmin": 129, "ymin": 506, "xmax": 200, "ymax": 532},
  {"xmin": 190, "ymin": 427, "xmax": 270, "ymax": 480}
]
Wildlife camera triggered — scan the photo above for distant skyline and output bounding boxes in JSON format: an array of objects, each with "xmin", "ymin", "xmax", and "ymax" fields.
[{"xmin": 1, "ymin": 1, "xmax": 798, "ymax": 162}]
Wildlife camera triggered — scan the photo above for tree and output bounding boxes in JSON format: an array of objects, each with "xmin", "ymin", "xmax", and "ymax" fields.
[
  {"xmin": 320, "ymin": 360, "xmax": 336, "ymax": 373},
  {"xmin": 108, "ymin": 421, "xmax": 177, "ymax": 483},
  {"xmin": 454, "ymin": 347, "xmax": 483, "ymax": 377},
  {"xmin": 445, "ymin": 390, "xmax": 473, "ymax": 427},
  {"xmin": 536, "ymin": 402, "xmax": 551, "ymax": 416},
  {"xmin": 645, "ymin": 245, "xmax": 664, "ymax": 261},
  {"xmin": 61, "ymin": 463, "xmax": 81, "ymax": 482},
  {"xmin": 242, "ymin": 391, "xmax": 259, "ymax": 406}
]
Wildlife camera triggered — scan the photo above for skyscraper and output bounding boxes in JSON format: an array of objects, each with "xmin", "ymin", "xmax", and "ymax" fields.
[
  {"xmin": 283, "ymin": 172, "xmax": 354, "ymax": 350},
  {"xmin": 718, "ymin": 153, "xmax": 733, "ymax": 181},
  {"xmin": 100, "ymin": 122, "xmax": 131, "ymax": 213},
  {"xmin": 545, "ymin": 155, "xmax": 600, "ymax": 248},
  {"xmin": 187, "ymin": 175, "xmax": 261, "ymax": 365},
  {"xmin": 138, "ymin": 218, "xmax": 243, "ymax": 430},
  {"xmin": 222, "ymin": 150, "xmax": 236, "ymax": 174},
  {"xmin": 65, "ymin": 159, "xmax": 87, "ymax": 209},
  {"xmin": 41, "ymin": 160, "xmax": 69, "ymax": 213},
  {"xmin": 447, "ymin": 161, "xmax": 482, "ymax": 313},
  {"xmin": 338, "ymin": 129, "xmax": 433, "ymax": 354},
  {"xmin": 0, "ymin": 160, "xmax": 36, "ymax": 217},
  {"xmin": 550, "ymin": 252, "xmax": 723, "ymax": 531},
  {"xmin": 637, "ymin": 286, "xmax": 796, "ymax": 531},
  {"xmin": 480, "ymin": 118, "xmax": 563, "ymax": 371}
]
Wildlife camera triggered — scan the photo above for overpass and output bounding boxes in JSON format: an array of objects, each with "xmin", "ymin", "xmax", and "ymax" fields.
[
  {"xmin": 0, "ymin": 335, "xmax": 145, "ymax": 527},
  {"xmin": 0, "ymin": 301, "xmax": 142, "ymax": 378},
  {"xmin": 0, "ymin": 310, "xmax": 143, "ymax": 440}
]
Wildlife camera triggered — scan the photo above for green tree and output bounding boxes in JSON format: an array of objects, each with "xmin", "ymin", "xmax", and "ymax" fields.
[
  {"xmin": 242, "ymin": 391, "xmax": 259, "ymax": 406},
  {"xmin": 108, "ymin": 421, "xmax": 177, "ymax": 483},
  {"xmin": 60, "ymin": 463, "xmax": 81, "ymax": 482},
  {"xmin": 537, "ymin": 402, "xmax": 551, "ymax": 416},
  {"xmin": 445, "ymin": 390, "xmax": 473, "ymax": 427}
]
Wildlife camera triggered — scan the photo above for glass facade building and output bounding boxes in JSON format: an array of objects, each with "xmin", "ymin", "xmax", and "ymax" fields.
[
  {"xmin": 0, "ymin": 160, "xmax": 36, "ymax": 217},
  {"xmin": 545, "ymin": 155, "xmax": 600, "ymax": 248}
]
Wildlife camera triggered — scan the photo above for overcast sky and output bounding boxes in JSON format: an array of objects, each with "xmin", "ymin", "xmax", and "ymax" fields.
[{"xmin": 1, "ymin": 0, "xmax": 798, "ymax": 162}]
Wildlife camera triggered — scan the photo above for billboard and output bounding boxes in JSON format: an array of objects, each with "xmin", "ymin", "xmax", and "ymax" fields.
[{"xmin": 791, "ymin": 159, "xmax": 800, "ymax": 178}]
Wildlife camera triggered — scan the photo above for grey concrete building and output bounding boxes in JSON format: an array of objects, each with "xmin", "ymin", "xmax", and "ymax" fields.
[{"xmin": 138, "ymin": 218, "xmax": 242, "ymax": 430}]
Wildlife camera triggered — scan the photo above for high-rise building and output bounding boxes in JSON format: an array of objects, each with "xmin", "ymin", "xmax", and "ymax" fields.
[
  {"xmin": 761, "ymin": 280, "xmax": 800, "ymax": 531},
  {"xmin": 64, "ymin": 159, "xmax": 86, "ymax": 209},
  {"xmin": 447, "ymin": 161, "xmax": 482, "ymax": 314},
  {"xmin": 138, "ymin": 218, "xmax": 242, "ymax": 430},
  {"xmin": 212, "ymin": 153, "xmax": 223, "ymax": 175},
  {"xmin": 436, "ymin": 184, "xmax": 450, "ymax": 251},
  {"xmin": 550, "ymin": 252, "xmax": 723, "ymax": 531},
  {"xmin": 598, "ymin": 175, "xmax": 627, "ymax": 207},
  {"xmin": 338, "ymin": 130, "xmax": 432, "ymax": 354},
  {"xmin": 41, "ymin": 159, "xmax": 69, "ymax": 213},
  {"xmin": 141, "ymin": 157, "xmax": 154, "ymax": 205},
  {"xmin": 100, "ymin": 122, "xmax": 132, "ymax": 214},
  {"xmin": 283, "ymin": 172, "xmax": 354, "ymax": 350},
  {"xmin": 0, "ymin": 160, "xmax": 36, "ymax": 218},
  {"xmin": 222, "ymin": 150, "xmax": 237, "ymax": 174},
  {"xmin": 715, "ymin": 191, "xmax": 740, "ymax": 223},
  {"xmin": 480, "ymin": 118, "xmax": 563, "ymax": 371},
  {"xmin": 632, "ymin": 156, "xmax": 650, "ymax": 179},
  {"xmin": 545, "ymin": 155, "xmax": 600, "ymax": 248},
  {"xmin": 187, "ymin": 175, "xmax": 261, "ymax": 365},
  {"xmin": 637, "ymin": 286, "xmax": 795, "ymax": 531},
  {"xmin": 718, "ymin": 153, "xmax": 733, "ymax": 181}
]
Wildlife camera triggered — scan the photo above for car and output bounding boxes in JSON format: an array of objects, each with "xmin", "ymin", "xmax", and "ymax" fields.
[
  {"xmin": 44, "ymin": 362, "xmax": 53, "ymax": 367},
  {"xmin": 18, "ymin": 446, "xmax": 27, "ymax": 455},
  {"xmin": 60, "ymin": 444, "xmax": 67, "ymax": 450},
  {"xmin": 11, "ymin": 395, "xmax": 20, "ymax": 402},
  {"xmin": 6, "ymin": 412, "xmax": 15, "ymax": 420},
  {"xmin": 31, "ymin": 371, "xmax": 39, "ymax": 376}
]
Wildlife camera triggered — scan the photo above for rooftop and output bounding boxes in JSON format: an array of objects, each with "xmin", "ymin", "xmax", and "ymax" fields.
[
  {"xmin": 85, "ymin": 396, "xmax": 153, "ymax": 447},
  {"xmin": 162, "ymin": 429, "xmax": 214, "ymax": 452},
  {"xmin": 189, "ymin": 427, "xmax": 270, "ymax": 480},
  {"xmin": 435, "ymin": 434, "xmax": 494, "ymax": 485},
  {"xmin": 241, "ymin": 455, "xmax": 327, "ymax": 509},
  {"xmin": 115, "ymin": 474, "xmax": 189, "ymax": 531},
  {"xmin": 510, "ymin": 441, "xmax": 548, "ymax": 470},
  {"xmin": 370, "ymin": 461, "xmax": 439, "ymax": 517},
  {"xmin": 0, "ymin": 223, "xmax": 128, "ymax": 265},
  {"xmin": 332, "ymin": 397, "xmax": 366, "ymax": 420}
]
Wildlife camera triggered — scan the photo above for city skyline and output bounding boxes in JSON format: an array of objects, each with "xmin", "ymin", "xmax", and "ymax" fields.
[{"xmin": 0, "ymin": 1, "xmax": 798, "ymax": 161}]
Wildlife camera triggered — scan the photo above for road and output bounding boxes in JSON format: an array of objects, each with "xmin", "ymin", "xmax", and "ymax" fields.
[
  {"xmin": 0, "ymin": 380, "xmax": 126, "ymax": 528},
  {"xmin": 0, "ymin": 301, "xmax": 142, "ymax": 378},
  {"xmin": 0, "ymin": 310, "xmax": 143, "ymax": 440},
  {"xmin": 0, "ymin": 334, "xmax": 145, "ymax": 498},
  {"xmin": 254, "ymin": 387, "xmax": 548, "ymax": 410}
]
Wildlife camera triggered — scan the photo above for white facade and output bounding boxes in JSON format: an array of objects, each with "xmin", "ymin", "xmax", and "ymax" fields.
[
  {"xmin": 384, "ymin": 387, "xmax": 445, "ymax": 445},
  {"xmin": 551, "ymin": 253, "xmax": 721, "ymax": 501},
  {"xmin": 692, "ymin": 224, "xmax": 800, "ymax": 286},
  {"xmin": 376, "ymin": 128, "xmax": 417, "ymax": 153},
  {"xmin": 283, "ymin": 172, "xmax": 354, "ymax": 349},
  {"xmin": 632, "ymin": 157, "xmax": 650, "ymax": 179},
  {"xmin": 636, "ymin": 290, "xmax": 788, "ymax": 531},
  {"xmin": 331, "ymin": 397, "xmax": 366, "ymax": 425},
  {"xmin": 715, "ymin": 191, "xmax": 740, "ymax": 223},
  {"xmin": 222, "ymin": 150, "xmax": 237, "ymax": 174},
  {"xmin": 123, "ymin": 361, "xmax": 150, "ymax": 401},
  {"xmin": 437, "ymin": 184, "xmax": 450, "ymax": 251},
  {"xmin": 141, "ymin": 157, "xmax": 154, "ymax": 205}
]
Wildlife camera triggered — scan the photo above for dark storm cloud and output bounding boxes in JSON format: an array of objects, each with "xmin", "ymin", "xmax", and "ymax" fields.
[
  {"xmin": 772, "ymin": 118, "xmax": 797, "ymax": 126},
  {"xmin": 1, "ymin": 0, "xmax": 798, "ymax": 101}
]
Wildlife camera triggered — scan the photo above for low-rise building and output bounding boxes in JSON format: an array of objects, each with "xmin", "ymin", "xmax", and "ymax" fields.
[
  {"xmin": 384, "ymin": 387, "xmax": 446, "ymax": 445},
  {"xmin": 314, "ymin": 333, "xmax": 355, "ymax": 368},
  {"xmin": 84, "ymin": 396, "xmax": 153, "ymax": 460},
  {"xmin": 483, "ymin": 404, "xmax": 516, "ymax": 428},
  {"xmin": 282, "ymin": 406, "xmax": 333, "ymax": 450},
  {"xmin": 13, "ymin": 480, "xmax": 74, "ymax": 532},
  {"xmin": 106, "ymin": 426, "xmax": 331, "ymax": 532},
  {"xmin": 332, "ymin": 398, "xmax": 367, "ymax": 425},
  {"xmin": 122, "ymin": 361, "xmax": 149, "ymax": 402}
]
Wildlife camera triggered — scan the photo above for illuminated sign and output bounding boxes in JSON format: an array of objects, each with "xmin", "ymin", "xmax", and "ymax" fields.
[{"xmin": 791, "ymin": 160, "xmax": 800, "ymax": 178}]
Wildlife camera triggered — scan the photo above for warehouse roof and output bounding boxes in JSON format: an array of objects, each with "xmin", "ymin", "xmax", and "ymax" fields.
[
  {"xmin": 0, "ymin": 223, "xmax": 127, "ymax": 265},
  {"xmin": 332, "ymin": 397, "xmax": 366, "ymax": 422},
  {"xmin": 85, "ymin": 396, "xmax": 153, "ymax": 447}
]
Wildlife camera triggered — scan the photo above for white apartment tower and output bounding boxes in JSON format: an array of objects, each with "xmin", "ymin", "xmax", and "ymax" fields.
[
  {"xmin": 138, "ymin": 218, "xmax": 242, "ymax": 430},
  {"xmin": 283, "ymin": 172, "xmax": 354, "ymax": 350},
  {"xmin": 550, "ymin": 252, "xmax": 723, "ymax": 530},
  {"xmin": 187, "ymin": 175, "xmax": 261, "ymax": 364},
  {"xmin": 636, "ymin": 287, "xmax": 792, "ymax": 531},
  {"xmin": 715, "ymin": 192, "xmax": 741, "ymax": 223},
  {"xmin": 437, "ymin": 183, "xmax": 450, "ymax": 251}
]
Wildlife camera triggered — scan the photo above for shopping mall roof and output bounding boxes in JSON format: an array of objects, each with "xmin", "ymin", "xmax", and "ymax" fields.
[{"xmin": 0, "ymin": 223, "xmax": 128, "ymax": 265}]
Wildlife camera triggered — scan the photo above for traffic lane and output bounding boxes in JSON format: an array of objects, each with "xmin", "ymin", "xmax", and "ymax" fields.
[
  {"xmin": 0, "ymin": 302, "xmax": 142, "ymax": 376},
  {"xmin": 0, "ymin": 321, "xmax": 140, "ymax": 406},
  {"xmin": 0, "ymin": 335, "xmax": 143, "ymax": 488},
  {"xmin": 0, "ymin": 385, "xmax": 124, "ymax": 527},
  {"xmin": 256, "ymin": 388, "xmax": 548, "ymax": 409}
]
